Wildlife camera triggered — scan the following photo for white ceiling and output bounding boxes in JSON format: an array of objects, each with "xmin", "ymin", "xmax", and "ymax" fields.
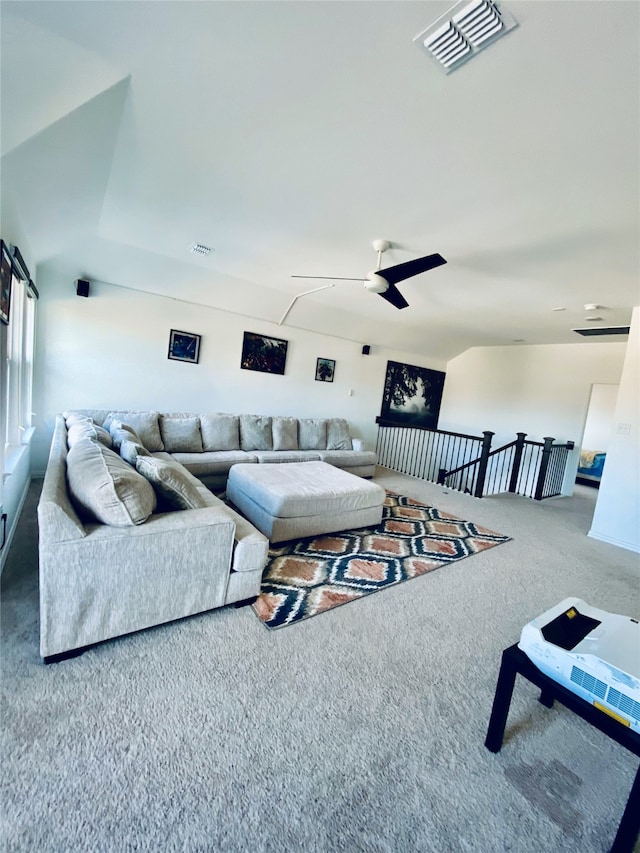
[{"xmin": 2, "ymin": 0, "xmax": 639, "ymax": 361}]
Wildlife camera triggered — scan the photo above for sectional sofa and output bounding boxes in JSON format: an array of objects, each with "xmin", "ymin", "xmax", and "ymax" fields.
[{"xmin": 37, "ymin": 409, "xmax": 377, "ymax": 661}]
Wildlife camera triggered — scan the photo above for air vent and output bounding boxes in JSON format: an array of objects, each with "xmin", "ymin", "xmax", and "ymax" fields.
[
  {"xmin": 414, "ymin": 0, "xmax": 518, "ymax": 74},
  {"xmin": 190, "ymin": 243, "xmax": 213, "ymax": 256},
  {"xmin": 570, "ymin": 665, "xmax": 607, "ymax": 700},
  {"xmin": 573, "ymin": 326, "xmax": 630, "ymax": 337}
]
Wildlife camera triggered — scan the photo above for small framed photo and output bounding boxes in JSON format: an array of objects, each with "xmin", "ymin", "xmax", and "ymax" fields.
[
  {"xmin": 168, "ymin": 329, "xmax": 201, "ymax": 364},
  {"xmin": 315, "ymin": 357, "xmax": 335, "ymax": 383},
  {"xmin": 241, "ymin": 331, "xmax": 288, "ymax": 375},
  {"xmin": 1, "ymin": 240, "xmax": 13, "ymax": 326}
]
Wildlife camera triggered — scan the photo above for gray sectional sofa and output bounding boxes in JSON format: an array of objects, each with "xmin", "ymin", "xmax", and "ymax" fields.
[{"xmin": 37, "ymin": 409, "xmax": 377, "ymax": 661}]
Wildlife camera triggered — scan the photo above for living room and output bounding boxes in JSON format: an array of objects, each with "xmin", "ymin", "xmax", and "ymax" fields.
[{"xmin": 1, "ymin": 2, "xmax": 639, "ymax": 850}]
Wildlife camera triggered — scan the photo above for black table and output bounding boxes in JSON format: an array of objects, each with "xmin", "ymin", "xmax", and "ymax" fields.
[{"xmin": 485, "ymin": 643, "xmax": 640, "ymax": 853}]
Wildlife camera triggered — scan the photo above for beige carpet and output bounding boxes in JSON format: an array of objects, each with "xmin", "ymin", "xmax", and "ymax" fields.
[{"xmin": 2, "ymin": 469, "xmax": 639, "ymax": 852}]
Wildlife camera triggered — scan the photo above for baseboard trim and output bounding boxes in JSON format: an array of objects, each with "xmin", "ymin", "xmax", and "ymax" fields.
[{"xmin": 588, "ymin": 529, "xmax": 640, "ymax": 554}]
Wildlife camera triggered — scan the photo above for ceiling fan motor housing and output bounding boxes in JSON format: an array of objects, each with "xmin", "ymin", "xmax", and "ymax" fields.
[{"xmin": 365, "ymin": 272, "xmax": 389, "ymax": 294}]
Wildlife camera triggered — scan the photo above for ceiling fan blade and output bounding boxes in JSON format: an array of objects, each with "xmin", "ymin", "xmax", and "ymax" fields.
[
  {"xmin": 379, "ymin": 253, "xmax": 447, "ymax": 285},
  {"xmin": 378, "ymin": 283, "xmax": 409, "ymax": 310},
  {"xmin": 291, "ymin": 275, "xmax": 365, "ymax": 281}
]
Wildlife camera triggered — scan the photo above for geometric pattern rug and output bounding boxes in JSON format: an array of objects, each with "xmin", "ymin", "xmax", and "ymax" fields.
[{"xmin": 252, "ymin": 492, "xmax": 510, "ymax": 629}]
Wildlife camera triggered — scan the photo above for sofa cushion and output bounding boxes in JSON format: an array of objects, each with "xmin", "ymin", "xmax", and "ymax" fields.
[
  {"xmin": 253, "ymin": 450, "xmax": 321, "ymax": 464},
  {"xmin": 326, "ymin": 418, "xmax": 353, "ymax": 451},
  {"xmin": 119, "ymin": 438, "xmax": 150, "ymax": 467},
  {"xmin": 272, "ymin": 416, "xmax": 298, "ymax": 451},
  {"xmin": 169, "ymin": 450, "xmax": 257, "ymax": 477},
  {"xmin": 66, "ymin": 438, "xmax": 156, "ymax": 526},
  {"xmin": 200, "ymin": 414, "xmax": 240, "ymax": 451},
  {"xmin": 240, "ymin": 414, "xmax": 273, "ymax": 451},
  {"xmin": 109, "ymin": 420, "xmax": 144, "ymax": 449},
  {"xmin": 159, "ymin": 415, "xmax": 203, "ymax": 453},
  {"xmin": 298, "ymin": 418, "xmax": 328, "ymax": 450},
  {"xmin": 67, "ymin": 418, "xmax": 113, "ymax": 449},
  {"xmin": 135, "ymin": 456, "xmax": 209, "ymax": 511},
  {"xmin": 103, "ymin": 411, "xmax": 164, "ymax": 452}
]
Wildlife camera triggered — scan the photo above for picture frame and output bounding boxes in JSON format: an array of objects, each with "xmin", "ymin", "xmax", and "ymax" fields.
[
  {"xmin": 379, "ymin": 360, "xmax": 446, "ymax": 429},
  {"xmin": 240, "ymin": 331, "xmax": 288, "ymax": 375},
  {"xmin": 1, "ymin": 240, "xmax": 13, "ymax": 326},
  {"xmin": 167, "ymin": 329, "xmax": 201, "ymax": 364},
  {"xmin": 315, "ymin": 357, "xmax": 335, "ymax": 383}
]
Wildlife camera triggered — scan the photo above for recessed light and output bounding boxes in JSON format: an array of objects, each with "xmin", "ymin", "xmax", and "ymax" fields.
[
  {"xmin": 552, "ymin": 307, "xmax": 566, "ymax": 312},
  {"xmin": 584, "ymin": 303, "xmax": 603, "ymax": 311},
  {"xmin": 512, "ymin": 338, "xmax": 525, "ymax": 343},
  {"xmin": 584, "ymin": 316, "xmax": 603, "ymax": 322}
]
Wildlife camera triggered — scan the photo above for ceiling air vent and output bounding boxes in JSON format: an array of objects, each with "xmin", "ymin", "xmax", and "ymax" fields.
[
  {"xmin": 190, "ymin": 243, "xmax": 213, "ymax": 256},
  {"xmin": 414, "ymin": 0, "xmax": 518, "ymax": 74},
  {"xmin": 573, "ymin": 326, "xmax": 630, "ymax": 337}
]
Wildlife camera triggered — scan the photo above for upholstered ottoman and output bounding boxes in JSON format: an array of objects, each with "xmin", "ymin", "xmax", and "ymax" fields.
[{"xmin": 226, "ymin": 461, "xmax": 385, "ymax": 543}]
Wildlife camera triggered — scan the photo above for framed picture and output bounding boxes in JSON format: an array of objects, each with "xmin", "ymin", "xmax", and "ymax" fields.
[
  {"xmin": 315, "ymin": 357, "xmax": 335, "ymax": 382},
  {"xmin": 379, "ymin": 360, "xmax": 446, "ymax": 429},
  {"xmin": 168, "ymin": 329, "xmax": 201, "ymax": 364},
  {"xmin": 1, "ymin": 240, "xmax": 13, "ymax": 326},
  {"xmin": 241, "ymin": 331, "xmax": 288, "ymax": 375}
]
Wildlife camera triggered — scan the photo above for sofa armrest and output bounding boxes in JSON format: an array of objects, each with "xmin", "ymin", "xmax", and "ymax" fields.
[{"xmin": 222, "ymin": 503, "xmax": 269, "ymax": 573}]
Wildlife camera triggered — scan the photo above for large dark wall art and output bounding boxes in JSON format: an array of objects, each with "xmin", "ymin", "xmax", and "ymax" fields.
[
  {"xmin": 380, "ymin": 360, "xmax": 445, "ymax": 429},
  {"xmin": 241, "ymin": 331, "xmax": 288, "ymax": 375}
]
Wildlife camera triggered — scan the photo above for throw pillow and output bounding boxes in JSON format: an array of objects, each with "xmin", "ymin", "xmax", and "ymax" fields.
[
  {"xmin": 326, "ymin": 418, "xmax": 353, "ymax": 451},
  {"xmin": 239, "ymin": 414, "xmax": 273, "ymax": 451},
  {"xmin": 66, "ymin": 438, "xmax": 156, "ymax": 526},
  {"xmin": 272, "ymin": 416, "xmax": 298, "ymax": 451},
  {"xmin": 109, "ymin": 420, "xmax": 145, "ymax": 450},
  {"xmin": 298, "ymin": 418, "xmax": 328, "ymax": 450},
  {"xmin": 119, "ymin": 438, "xmax": 150, "ymax": 467},
  {"xmin": 200, "ymin": 413, "xmax": 240, "ymax": 451},
  {"xmin": 103, "ymin": 411, "xmax": 164, "ymax": 452},
  {"xmin": 159, "ymin": 416, "xmax": 203, "ymax": 453},
  {"xmin": 135, "ymin": 456, "xmax": 208, "ymax": 511},
  {"xmin": 67, "ymin": 418, "xmax": 113, "ymax": 450}
]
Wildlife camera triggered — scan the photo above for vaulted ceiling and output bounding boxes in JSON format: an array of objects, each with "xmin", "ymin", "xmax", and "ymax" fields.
[{"xmin": 1, "ymin": 1, "xmax": 638, "ymax": 361}]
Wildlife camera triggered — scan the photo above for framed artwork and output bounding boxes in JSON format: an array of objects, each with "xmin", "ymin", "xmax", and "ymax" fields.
[
  {"xmin": 168, "ymin": 329, "xmax": 201, "ymax": 364},
  {"xmin": 1, "ymin": 240, "xmax": 13, "ymax": 325},
  {"xmin": 241, "ymin": 331, "xmax": 288, "ymax": 375},
  {"xmin": 315, "ymin": 357, "xmax": 335, "ymax": 382},
  {"xmin": 379, "ymin": 360, "xmax": 445, "ymax": 429}
]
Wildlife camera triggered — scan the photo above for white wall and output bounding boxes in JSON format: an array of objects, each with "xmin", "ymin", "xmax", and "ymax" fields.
[
  {"xmin": 31, "ymin": 262, "xmax": 447, "ymax": 473},
  {"xmin": 589, "ymin": 307, "xmax": 640, "ymax": 553},
  {"xmin": 439, "ymin": 342, "xmax": 627, "ymax": 447},
  {"xmin": 582, "ymin": 383, "xmax": 619, "ymax": 452}
]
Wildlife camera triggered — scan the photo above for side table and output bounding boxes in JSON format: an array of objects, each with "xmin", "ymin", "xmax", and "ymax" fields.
[{"xmin": 485, "ymin": 643, "xmax": 640, "ymax": 853}]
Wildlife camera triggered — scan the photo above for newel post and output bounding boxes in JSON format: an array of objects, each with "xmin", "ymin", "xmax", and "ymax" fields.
[
  {"xmin": 509, "ymin": 433, "xmax": 527, "ymax": 493},
  {"xmin": 474, "ymin": 431, "xmax": 495, "ymax": 498},
  {"xmin": 534, "ymin": 437, "xmax": 555, "ymax": 501}
]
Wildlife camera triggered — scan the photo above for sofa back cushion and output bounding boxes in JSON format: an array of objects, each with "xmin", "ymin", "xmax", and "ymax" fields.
[
  {"xmin": 67, "ymin": 418, "xmax": 113, "ymax": 449},
  {"xmin": 66, "ymin": 438, "xmax": 156, "ymax": 526},
  {"xmin": 272, "ymin": 416, "xmax": 298, "ymax": 451},
  {"xmin": 200, "ymin": 414, "xmax": 240, "ymax": 451},
  {"xmin": 240, "ymin": 414, "xmax": 273, "ymax": 451},
  {"xmin": 326, "ymin": 418, "xmax": 353, "ymax": 451},
  {"xmin": 159, "ymin": 415, "xmax": 203, "ymax": 453},
  {"xmin": 135, "ymin": 456, "xmax": 209, "ymax": 511},
  {"xmin": 109, "ymin": 420, "xmax": 144, "ymax": 449},
  {"xmin": 298, "ymin": 418, "xmax": 327, "ymax": 450},
  {"xmin": 103, "ymin": 411, "xmax": 164, "ymax": 452}
]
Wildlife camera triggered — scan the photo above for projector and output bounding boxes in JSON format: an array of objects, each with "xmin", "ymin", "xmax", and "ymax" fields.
[{"xmin": 518, "ymin": 597, "xmax": 640, "ymax": 733}]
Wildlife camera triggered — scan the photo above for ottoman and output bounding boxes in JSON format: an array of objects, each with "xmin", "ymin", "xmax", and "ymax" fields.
[{"xmin": 226, "ymin": 461, "xmax": 386, "ymax": 543}]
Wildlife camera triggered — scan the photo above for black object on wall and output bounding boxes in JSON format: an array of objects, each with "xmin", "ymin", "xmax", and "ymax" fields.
[
  {"xmin": 76, "ymin": 279, "xmax": 90, "ymax": 297},
  {"xmin": 362, "ymin": 345, "xmax": 370, "ymax": 355}
]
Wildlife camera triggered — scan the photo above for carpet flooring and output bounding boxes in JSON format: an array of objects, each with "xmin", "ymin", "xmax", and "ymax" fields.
[{"xmin": 253, "ymin": 492, "xmax": 510, "ymax": 628}]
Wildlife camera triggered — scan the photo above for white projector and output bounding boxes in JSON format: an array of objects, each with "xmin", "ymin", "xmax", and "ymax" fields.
[{"xmin": 518, "ymin": 597, "xmax": 640, "ymax": 733}]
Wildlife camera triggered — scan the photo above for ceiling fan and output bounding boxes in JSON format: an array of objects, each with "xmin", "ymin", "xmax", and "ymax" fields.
[{"xmin": 293, "ymin": 239, "xmax": 446, "ymax": 308}]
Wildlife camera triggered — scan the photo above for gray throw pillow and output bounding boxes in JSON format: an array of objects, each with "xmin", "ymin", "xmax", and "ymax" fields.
[
  {"xmin": 119, "ymin": 438, "xmax": 150, "ymax": 467},
  {"xmin": 159, "ymin": 416, "xmax": 203, "ymax": 453},
  {"xmin": 135, "ymin": 456, "xmax": 208, "ymax": 511},
  {"xmin": 103, "ymin": 411, "xmax": 164, "ymax": 452},
  {"xmin": 67, "ymin": 418, "xmax": 113, "ymax": 449},
  {"xmin": 109, "ymin": 420, "xmax": 144, "ymax": 449},
  {"xmin": 298, "ymin": 418, "xmax": 328, "ymax": 450},
  {"xmin": 326, "ymin": 418, "xmax": 353, "ymax": 451},
  {"xmin": 200, "ymin": 414, "xmax": 240, "ymax": 451},
  {"xmin": 66, "ymin": 438, "xmax": 156, "ymax": 526},
  {"xmin": 272, "ymin": 416, "xmax": 298, "ymax": 451},
  {"xmin": 239, "ymin": 414, "xmax": 273, "ymax": 451}
]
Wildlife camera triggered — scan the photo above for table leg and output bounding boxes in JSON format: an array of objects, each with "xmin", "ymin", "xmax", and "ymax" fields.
[
  {"xmin": 538, "ymin": 688, "xmax": 555, "ymax": 708},
  {"xmin": 610, "ymin": 763, "xmax": 640, "ymax": 853},
  {"xmin": 485, "ymin": 646, "xmax": 518, "ymax": 753}
]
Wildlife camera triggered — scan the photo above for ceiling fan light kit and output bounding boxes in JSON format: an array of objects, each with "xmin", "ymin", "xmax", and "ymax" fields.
[{"xmin": 415, "ymin": 0, "xmax": 518, "ymax": 74}]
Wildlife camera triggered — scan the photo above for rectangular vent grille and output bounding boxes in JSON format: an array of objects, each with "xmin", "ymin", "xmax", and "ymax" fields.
[
  {"xmin": 570, "ymin": 665, "xmax": 607, "ymax": 699},
  {"xmin": 190, "ymin": 243, "xmax": 213, "ymax": 256},
  {"xmin": 414, "ymin": 0, "xmax": 518, "ymax": 74},
  {"xmin": 573, "ymin": 326, "xmax": 630, "ymax": 337},
  {"xmin": 607, "ymin": 687, "xmax": 640, "ymax": 723}
]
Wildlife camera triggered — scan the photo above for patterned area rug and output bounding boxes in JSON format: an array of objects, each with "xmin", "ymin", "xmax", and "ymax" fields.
[{"xmin": 252, "ymin": 492, "xmax": 510, "ymax": 629}]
